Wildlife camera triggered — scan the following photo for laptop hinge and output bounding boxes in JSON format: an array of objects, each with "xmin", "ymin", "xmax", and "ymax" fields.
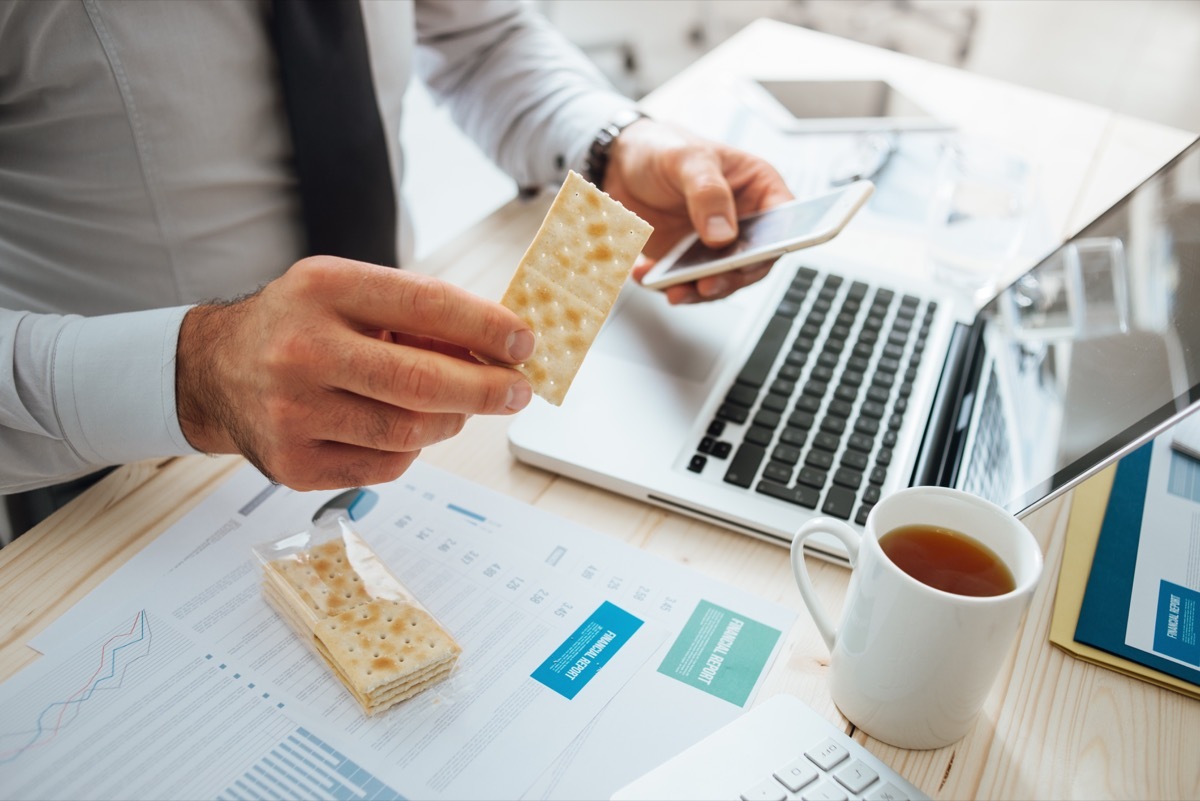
[{"xmin": 911, "ymin": 319, "xmax": 986, "ymax": 487}]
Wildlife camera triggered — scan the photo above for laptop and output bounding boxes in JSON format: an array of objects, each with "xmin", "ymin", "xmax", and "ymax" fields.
[{"xmin": 509, "ymin": 136, "xmax": 1200, "ymax": 563}]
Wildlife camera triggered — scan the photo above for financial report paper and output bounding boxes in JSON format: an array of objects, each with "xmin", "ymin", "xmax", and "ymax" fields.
[{"xmin": 4, "ymin": 462, "xmax": 795, "ymax": 800}]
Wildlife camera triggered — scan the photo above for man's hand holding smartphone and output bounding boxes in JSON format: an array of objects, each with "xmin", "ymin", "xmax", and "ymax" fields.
[{"xmin": 640, "ymin": 180, "xmax": 874, "ymax": 291}]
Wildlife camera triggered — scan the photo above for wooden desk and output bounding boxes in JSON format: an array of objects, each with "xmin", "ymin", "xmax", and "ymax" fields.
[{"xmin": 1, "ymin": 19, "xmax": 1196, "ymax": 801}]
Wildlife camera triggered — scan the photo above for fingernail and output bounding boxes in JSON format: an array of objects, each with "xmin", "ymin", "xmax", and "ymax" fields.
[
  {"xmin": 705, "ymin": 214, "xmax": 735, "ymax": 242},
  {"xmin": 701, "ymin": 275, "xmax": 730, "ymax": 297},
  {"xmin": 507, "ymin": 329, "xmax": 535, "ymax": 362},
  {"xmin": 506, "ymin": 381, "xmax": 533, "ymax": 411}
]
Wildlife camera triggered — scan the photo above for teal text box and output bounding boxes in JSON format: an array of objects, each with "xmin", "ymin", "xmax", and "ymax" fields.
[{"xmin": 658, "ymin": 600, "xmax": 781, "ymax": 706}]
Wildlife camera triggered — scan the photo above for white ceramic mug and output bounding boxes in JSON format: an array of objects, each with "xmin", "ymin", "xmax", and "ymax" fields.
[{"xmin": 791, "ymin": 486, "xmax": 1043, "ymax": 749}]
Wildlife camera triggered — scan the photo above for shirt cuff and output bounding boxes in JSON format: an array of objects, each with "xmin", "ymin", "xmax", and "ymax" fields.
[{"xmin": 53, "ymin": 306, "xmax": 199, "ymax": 465}]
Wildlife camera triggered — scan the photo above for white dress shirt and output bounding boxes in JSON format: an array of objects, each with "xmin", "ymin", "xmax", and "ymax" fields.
[{"xmin": 0, "ymin": 0, "xmax": 634, "ymax": 491}]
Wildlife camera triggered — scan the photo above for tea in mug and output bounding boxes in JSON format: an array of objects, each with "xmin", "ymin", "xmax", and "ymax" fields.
[{"xmin": 878, "ymin": 524, "xmax": 1016, "ymax": 597}]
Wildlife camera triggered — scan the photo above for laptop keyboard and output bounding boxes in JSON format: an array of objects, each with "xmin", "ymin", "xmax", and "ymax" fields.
[{"xmin": 688, "ymin": 265, "xmax": 937, "ymax": 526}]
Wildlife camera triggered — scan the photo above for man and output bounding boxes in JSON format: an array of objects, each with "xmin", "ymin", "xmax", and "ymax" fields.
[{"xmin": 0, "ymin": 1, "xmax": 790, "ymax": 529}]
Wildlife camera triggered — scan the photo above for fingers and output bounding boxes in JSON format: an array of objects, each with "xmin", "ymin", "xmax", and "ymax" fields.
[
  {"xmin": 175, "ymin": 259, "xmax": 538, "ymax": 494},
  {"xmin": 263, "ymin": 386, "xmax": 469, "ymax": 453},
  {"xmin": 677, "ymin": 150, "xmax": 740, "ymax": 249},
  {"xmin": 296, "ymin": 258, "xmax": 535, "ymax": 365},
  {"xmin": 324, "ymin": 331, "xmax": 533, "ymax": 415},
  {"xmin": 649, "ymin": 260, "xmax": 775, "ymax": 306}
]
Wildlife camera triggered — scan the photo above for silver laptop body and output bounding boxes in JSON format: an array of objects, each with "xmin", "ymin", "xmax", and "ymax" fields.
[{"xmin": 509, "ymin": 137, "xmax": 1200, "ymax": 564}]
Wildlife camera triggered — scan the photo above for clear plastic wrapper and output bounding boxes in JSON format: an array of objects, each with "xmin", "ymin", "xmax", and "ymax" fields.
[{"xmin": 252, "ymin": 515, "xmax": 462, "ymax": 716}]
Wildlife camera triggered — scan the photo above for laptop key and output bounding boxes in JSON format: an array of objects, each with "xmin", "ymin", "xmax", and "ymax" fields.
[
  {"xmin": 717, "ymin": 403, "xmax": 750, "ymax": 424},
  {"xmin": 833, "ymin": 468, "xmax": 862, "ymax": 489},
  {"xmin": 822, "ymin": 486, "xmax": 856, "ymax": 519},
  {"xmin": 764, "ymin": 461, "xmax": 793, "ymax": 483},
  {"xmin": 737, "ymin": 314, "xmax": 792, "ymax": 389},
  {"xmin": 725, "ymin": 443, "xmax": 767, "ymax": 488},
  {"xmin": 757, "ymin": 481, "xmax": 819, "ymax": 509}
]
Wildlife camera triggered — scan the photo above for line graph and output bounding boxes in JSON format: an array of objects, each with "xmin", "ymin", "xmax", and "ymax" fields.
[{"xmin": 0, "ymin": 609, "xmax": 153, "ymax": 764}]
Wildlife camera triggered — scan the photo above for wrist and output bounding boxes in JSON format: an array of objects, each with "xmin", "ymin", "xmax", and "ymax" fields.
[
  {"xmin": 583, "ymin": 108, "xmax": 649, "ymax": 189},
  {"xmin": 176, "ymin": 302, "xmax": 242, "ymax": 455}
]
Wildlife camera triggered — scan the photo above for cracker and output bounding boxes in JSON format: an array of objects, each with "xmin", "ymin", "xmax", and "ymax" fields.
[
  {"xmin": 496, "ymin": 170, "xmax": 652, "ymax": 405},
  {"xmin": 313, "ymin": 598, "xmax": 462, "ymax": 698},
  {"xmin": 261, "ymin": 530, "xmax": 461, "ymax": 714}
]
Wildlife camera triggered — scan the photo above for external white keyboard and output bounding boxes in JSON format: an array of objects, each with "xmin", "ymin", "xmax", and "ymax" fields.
[{"xmin": 610, "ymin": 694, "xmax": 929, "ymax": 801}]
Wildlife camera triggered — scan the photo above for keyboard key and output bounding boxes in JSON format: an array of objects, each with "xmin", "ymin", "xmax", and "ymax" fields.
[
  {"xmin": 762, "ymin": 392, "xmax": 790, "ymax": 413},
  {"xmin": 741, "ymin": 777, "xmax": 787, "ymax": 801},
  {"xmin": 800, "ymin": 780, "xmax": 849, "ymax": 801},
  {"xmin": 764, "ymin": 461, "xmax": 793, "ymax": 483},
  {"xmin": 726, "ymin": 383, "xmax": 759, "ymax": 408},
  {"xmin": 780, "ymin": 427, "xmax": 808, "ymax": 448},
  {"xmin": 813, "ymin": 431, "xmax": 840, "ymax": 452},
  {"xmin": 745, "ymin": 426, "xmax": 774, "ymax": 447},
  {"xmin": 711, "ymin": 441, "xmax": 732, "ymax": 459},
  {"xmin": 707, "ymin": 419, "xmax": 725, "ymax": 437},
  {"xmin": 841, "ymin": 450, "xmax": 868, "ymax": 470},
  {"xmin": 699, "ymin": 436, "xmax": 716, "ymax": 454},
  {"xmin": 687, "ymin": 454, "xmax": 706, "ymax": 473},
  {"xmin": 789, "ymin": 410, "xmax": 816, "ymax": 430},
  {"xmin": 833, "ymin": 468, "xmax": 862, "ymax": 489},
  {"xmin": 797, "ymin": 467, "xmax": 826, "ymax": 488},
  {"xmin": 806, "ymin": 739, "xmax": 850, "ymax": 771},
  {"xmin": 717, "ymin": 403, "xmax": 750, "ymax": 424},
  {"xmin": 753, "ymin": 409, "xmax": 782, "ymax": 430},
  {"xmin": 757, "ymin": 481, "xmax": 819, "ymax": 509},
  {"xmin": 834, "ymin": 759, "xmax": 880, "ymax": 794},
  {"xmin": 738, "ymin": 314, "xmax": 792, "ymax": 389},
  {"xmin": 772, "ymin": 443, "xmax": 802, "ymax": 465},
  {"xmin": 822, "ymin": 487, "xmax": 856, "ymax": 519},
  {"xmin": 771, "ymin": 378, "xmax": 797, "ymax": 397},
  {"xmin": 724, "ymin": 443, "xmax": 766, "ymax": 487},
  {"xmin": 775, "ymin": 757, "xmax": 819, "ymax": 792},
  {"xmin": 805, "ymin": 450, "xmax": 834, "ymax": 470},
  {"xmin": 847, "ymin": 432, "xmax": 874, "ymax": 452},
  {"xmin": 864, "ymin": 781, "xmax": 913, "ymax": 801}
]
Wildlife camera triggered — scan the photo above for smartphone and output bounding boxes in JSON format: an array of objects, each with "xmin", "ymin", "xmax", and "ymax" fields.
[{"xmin": 641, "ymin": 180, "xmax": 874, "ymax": 290}]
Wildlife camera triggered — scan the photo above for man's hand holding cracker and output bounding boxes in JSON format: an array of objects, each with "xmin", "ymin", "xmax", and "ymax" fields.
[
  {"xmin": 175, "ymin": 257, "xmax": 535, "ymax": 491},
  {"xmin": 604, "ymin": 117, "xmax": 794, "ymax": 306}
]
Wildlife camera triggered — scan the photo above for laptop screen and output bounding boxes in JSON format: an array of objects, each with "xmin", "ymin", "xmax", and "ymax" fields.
[{"xmin": 977, "ymin": 136, "xmax": 1200, "ymax": 515}]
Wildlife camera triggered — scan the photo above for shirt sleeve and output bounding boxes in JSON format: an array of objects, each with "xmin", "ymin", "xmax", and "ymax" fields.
[
  {"xmin": 412, "ymin": 0, "xmax": 637, "ymax": 188},
  {"xmin": 0, "ymin": 305, "xmax": 199, "ymax": 493}
]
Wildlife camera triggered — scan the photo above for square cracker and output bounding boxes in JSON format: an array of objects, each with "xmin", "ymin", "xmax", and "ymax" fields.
[
  {"xmin": 497, "ymin": 170, "xmax": 652, "ymax": 405},
  {"xmin": 313, "ymin": 598, "xmax": 462, "ymax": 698}
]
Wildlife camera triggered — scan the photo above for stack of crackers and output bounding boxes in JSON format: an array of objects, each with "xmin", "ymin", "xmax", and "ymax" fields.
[
  {"xmin": 492, "ymin": 170, "xmax": 653, "ymax": 405},
  {"xmin": 261, "ymin": 529, "xmax": 461, "ymax": 716}
]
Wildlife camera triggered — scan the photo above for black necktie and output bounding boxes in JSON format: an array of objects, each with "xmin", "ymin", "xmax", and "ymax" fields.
[{"xmin": 268, "ymin": 0, "xmax": 398, "ymax": 267}]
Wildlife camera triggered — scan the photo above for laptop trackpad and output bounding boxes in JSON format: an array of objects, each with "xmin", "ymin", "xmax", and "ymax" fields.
[{"xmin": 595, "ymin": 286, "xmax": 750, "ymax": 383}]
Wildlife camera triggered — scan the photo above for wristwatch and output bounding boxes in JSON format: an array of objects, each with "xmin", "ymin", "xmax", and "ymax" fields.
[{"xmin": 583, "ymin": 109, "xmax": 648, "ymax": 188}]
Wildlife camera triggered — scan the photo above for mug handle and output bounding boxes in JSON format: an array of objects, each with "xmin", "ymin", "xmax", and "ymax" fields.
[{"xmin": 790, "ymin": 518, "xmax": 862, "ymax": 651}]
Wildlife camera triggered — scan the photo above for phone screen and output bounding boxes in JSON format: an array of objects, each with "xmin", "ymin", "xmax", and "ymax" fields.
[{"xmin": 658, "ymin": 191, "xmax": 844, "ymax": 276}]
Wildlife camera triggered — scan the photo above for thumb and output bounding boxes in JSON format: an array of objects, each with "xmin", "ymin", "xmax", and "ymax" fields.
[{"xmin": 679, "ymin": 151, "xmax": 738, "ymax": 248}]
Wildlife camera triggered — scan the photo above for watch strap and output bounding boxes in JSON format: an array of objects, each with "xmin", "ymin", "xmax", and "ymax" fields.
[{"xmin": 583, "ymin": 109, "xmax": 648, "ymax": 188}]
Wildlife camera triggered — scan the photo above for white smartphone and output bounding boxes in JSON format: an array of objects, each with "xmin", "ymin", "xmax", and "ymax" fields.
[{"xmin": 641, "ymin": 180, "xmax": 874, "ymax": 290}]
